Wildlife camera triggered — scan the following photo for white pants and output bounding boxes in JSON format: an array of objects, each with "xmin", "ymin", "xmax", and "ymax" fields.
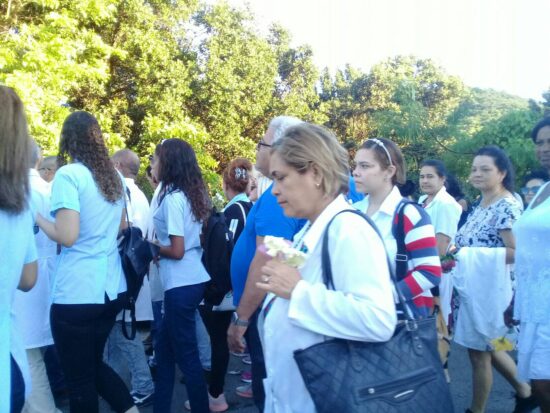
[{"xmin": 22, "ymin": 347, "xmax": 62, "ymax": 413}]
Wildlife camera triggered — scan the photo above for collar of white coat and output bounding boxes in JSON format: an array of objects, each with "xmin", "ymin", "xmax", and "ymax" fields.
[
  {"xmin": 419, "ymin": 186, "xmax": 454, "ymax": 206},
  {"xmin": 300, "ymin": 194, "xmax": 355, "ymax": 255}
]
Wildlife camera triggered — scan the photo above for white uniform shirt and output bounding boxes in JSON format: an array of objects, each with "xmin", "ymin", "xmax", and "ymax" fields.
[
  {"xmin": 146, "ymin": 184, "xmax": 163, "ymax": 302},
  {"xmin": 0, "ymin": 208, "xmax": 38, "ymax": 409},
  {"xmin": 12, "ymin": 170, "xmax": 56, "ymax": 348},
  {"xmin": 153, "ymin": 188, "xmax": 210, "ymax": 291},
  {"xmin": 50, "ymin": 163, "xmax": 126, "ymax": 304},
  {"xmin": 261, "ymin": 195, "xmax": 396, "ymax": 413},
  {"xmin": 418, "ymin": 187, "xmax": 462, "ymax": 241}
]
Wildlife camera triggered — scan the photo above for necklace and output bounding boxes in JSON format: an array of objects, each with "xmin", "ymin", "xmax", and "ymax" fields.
[{"xmin": 481, "ymin": 189, "xmax": 506, "ymax": 208}]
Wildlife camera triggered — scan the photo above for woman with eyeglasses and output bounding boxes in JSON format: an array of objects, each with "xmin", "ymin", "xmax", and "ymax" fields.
[
  {"xmin": 352, "ymin": 138, "xmax": 441, "ymax": 318},
  {"xmin": 520, "ymin": 169, "xmax": 548, "ymax": 207}
]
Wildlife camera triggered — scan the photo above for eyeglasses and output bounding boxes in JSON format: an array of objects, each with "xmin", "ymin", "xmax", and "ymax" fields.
[
  {"xmin": 38, "ymin": 167, "xmax": 52, "ymax": 172},
  {"xmin": 521, "ymin": 186, "xmax": 542, "ymax": 195},
  {"xmin": 256, "ymin": 140, "xmax": 272, "ymax": 150}
]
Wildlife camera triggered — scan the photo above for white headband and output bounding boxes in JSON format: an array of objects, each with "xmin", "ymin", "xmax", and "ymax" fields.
[{"xmin": 370, "ymin": 138, "xmax": 393, "ymax": 166}]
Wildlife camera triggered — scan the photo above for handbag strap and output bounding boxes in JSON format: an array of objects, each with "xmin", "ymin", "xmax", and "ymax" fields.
[{"xmin": 321, "ymin": 209, "xmax": 416, "ymax": 324}]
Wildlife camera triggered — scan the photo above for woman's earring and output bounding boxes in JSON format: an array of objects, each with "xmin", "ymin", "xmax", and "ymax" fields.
[{"xmin": 316, "ymin": 183, "xmax": 321, "ymax": 189}]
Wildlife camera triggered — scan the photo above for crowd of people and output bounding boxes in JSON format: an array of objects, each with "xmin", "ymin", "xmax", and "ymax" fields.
[{"xmin": 1, "ymin": 83, "xmax": 549, "ymax": 413}]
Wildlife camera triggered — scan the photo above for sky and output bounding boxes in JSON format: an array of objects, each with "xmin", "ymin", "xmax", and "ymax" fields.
[{"xmin": 223, "ymin": 0, "xmax": 550, "ymax": 101}]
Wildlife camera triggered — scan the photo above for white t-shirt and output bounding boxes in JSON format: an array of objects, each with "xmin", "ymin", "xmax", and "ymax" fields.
[
  {"xmin": 50, "ymin": 163, "xmax": 126, "ymax": 304},
  {"xmin": 418, "ymin": 187, "xmax": 462, "ymax": 240},
  {"xmin": 13, "ymin": 170, "xmax": 56, "ymax": 349},
  {"xmin": 153, "ymin": 188, "xmax": 210, "ymax": 291}
]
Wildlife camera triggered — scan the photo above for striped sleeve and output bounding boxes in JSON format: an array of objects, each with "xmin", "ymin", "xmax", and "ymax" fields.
[{"xmin": 396, "ymin": 204, "xmax": 441, "ymax": 304}]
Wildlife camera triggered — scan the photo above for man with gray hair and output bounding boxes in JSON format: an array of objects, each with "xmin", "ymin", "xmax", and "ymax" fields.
[
  {"xmin": 106, "ymin": 149, "xmax": 155, "ymax": 407},
  {"xmin": 37, "ymin": 156, "xmax": 58, "ymax": 183},
  {"xmin": 227, "ymin": 116, "xmax": 306, "ymax": 410}
]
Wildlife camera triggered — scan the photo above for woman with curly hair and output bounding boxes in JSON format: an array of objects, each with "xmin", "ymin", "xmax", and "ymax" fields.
[
  {"xmin": 36, "ymin": 111, "xmax": 136, "ymax": 413},
  {"xmin": 151, "ymin": 138, "xmax": 212, "ymax": 413},
  {"xmin": 0, "ymin": 86, "xmax": 38, "ymax": 413}
]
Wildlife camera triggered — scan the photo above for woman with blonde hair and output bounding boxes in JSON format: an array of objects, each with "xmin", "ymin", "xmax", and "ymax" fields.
[
  {"xmin": 0, "ymin": 86, "xmax": 38, "ymax": 413},
  {"xmin": 36, "ymin": 111, "xmax": 136, "ymax": 413},
  {"xmin": 256, "ymin": 123, "xmax": 397, "ymax": 412}
]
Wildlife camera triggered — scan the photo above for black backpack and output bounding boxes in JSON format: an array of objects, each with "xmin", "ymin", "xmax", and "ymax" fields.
[{"xmin": 201, "ymin": 208, "xmax": 234, "ymax": 306}]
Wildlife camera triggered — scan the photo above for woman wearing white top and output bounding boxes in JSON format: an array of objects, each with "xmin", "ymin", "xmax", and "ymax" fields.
[
  {"xmin": 419, "ymin": 160, "xmax": 462, "ymax": 257},
  {"xmin": 352, "ymin": 138, "xmax": 441, "ymax": 319},
  {"xmin": 256, "ymin": 123, "xmax": 397, "ymax": 413},
  {"xmin": 151, "ymin": 139, "xmax": 212, "ymax": 413},
  {"xmin": 36, "ymin": 111, "xmax": 136, "ymax": 413},
  {"xmin": 0, "ymin": 86, "xmax": 38, "ymax": 413}
]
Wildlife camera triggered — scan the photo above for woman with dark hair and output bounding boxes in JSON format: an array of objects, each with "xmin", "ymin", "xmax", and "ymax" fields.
[
  {"xmin": 520, "ymin": 169, "xmax": 549, "ymax": 207},
  {"xmin": 512, "ymin": 118, "xmax": 550, "ymax": 412},
  {"xmin": 452, "ymin": 145, "xmax": 534, "ymax": 413},
  {"xmin": 151, "ymin": 138, "xmax": 211, "ymax": 413},
  {"xmin": 187, "ymin": 158, "xmax": 254, "ymax": 411},
  {"xmin": 0, "ymin": 86, "xmax": 38, "ymax": 413},
  {"xmin": 35, "ymin": 111, "xmax": 135, "ymax": 413},
  {"xmin": 419, "ymin": 159, "xmax": 462, "ymax": 256},
  {"xmin": 353, "ymin": 138, "xmax": 441, "ymax": 318}
]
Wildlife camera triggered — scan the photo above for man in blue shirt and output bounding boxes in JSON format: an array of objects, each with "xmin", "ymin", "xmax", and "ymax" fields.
[{"xmin": 228, "ymin": 116, "xmax": 305, "ymax": 411}]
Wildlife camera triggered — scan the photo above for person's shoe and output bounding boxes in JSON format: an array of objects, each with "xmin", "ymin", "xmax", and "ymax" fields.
[
  {"xmin": 236, "ymin": 383, "xmax": 253, "ymax": 398},
  {"xmin": 242, "ymin": 355, "xmax": 252, "ymax": 365},
  {"xmin": 513, "ymin": 394, "xmax": 539, "ymax": 413},
  {"xmin": 184, "ymin": 393, "xmax": 229, "ymax": 412},
  {"xmin": 131, "ymin": 391, "xmax": 154, "ymax": 407},
  {"xmin": 208, "ymin": 393, "xmax": 229, "ymax": 412},
  {"xmin": 240, "ymin": 370, "xmax": 252, "ymax": 383}
]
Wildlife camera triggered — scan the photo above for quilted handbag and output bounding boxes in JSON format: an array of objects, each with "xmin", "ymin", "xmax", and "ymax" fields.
[{"xmin": 293, "ymin": 209, "xmax": 454, "ymax": 413}]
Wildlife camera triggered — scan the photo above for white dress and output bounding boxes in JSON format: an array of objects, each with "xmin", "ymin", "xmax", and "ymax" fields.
[{"xmin": 513, "ymin": 183, "xmax": 550, "ymax": 380}]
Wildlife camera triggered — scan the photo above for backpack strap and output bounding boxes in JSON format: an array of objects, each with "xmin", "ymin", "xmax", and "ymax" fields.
[
  {"xmin": 235, "ymin": 201, "xmax": 247, "ymax": 226},
  {"xmin": 321, "ymin": 208, "xmax": 416, "ymax": 322},
  {"xmin": 121, "ymin": 303, "xmax": 137, "ymax": 340},
  {"xmin": 392, "ymin": 199, "xmax": 410, "ymax": 282}
]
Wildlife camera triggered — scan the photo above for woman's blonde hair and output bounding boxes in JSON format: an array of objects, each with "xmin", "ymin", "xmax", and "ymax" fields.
[
  {"xmin": 0, "ymin": 86, "xmax": 30, "ymax": 213},
  {"xmin": 271, "ymin": 123, "xmax": 349, "ymax": 197}
]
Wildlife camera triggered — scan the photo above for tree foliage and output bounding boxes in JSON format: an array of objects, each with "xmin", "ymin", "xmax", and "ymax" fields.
[{"xmin": 1, "ymin": 0, "xmax": 546, "ymax": 197}]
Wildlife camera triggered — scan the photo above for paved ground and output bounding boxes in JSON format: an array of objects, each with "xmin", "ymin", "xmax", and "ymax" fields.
[{"xmin": 57, "ymin": 343, "xmax": 540, "ymax": 413}]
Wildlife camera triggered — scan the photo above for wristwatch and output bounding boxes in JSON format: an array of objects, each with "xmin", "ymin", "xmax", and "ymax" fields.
[{"xmin": 231, "ymin": 312, "xmax": 250, "ymax": 327}]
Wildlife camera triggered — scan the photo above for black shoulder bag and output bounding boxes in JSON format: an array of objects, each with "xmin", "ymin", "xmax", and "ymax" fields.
[
  {"xmin": 293, "ymin": 209, "xmax": 454, "ymax": 413},
  {"xmin": 118, "ymin": 187, "xmax": 157, "ymax": 340}
]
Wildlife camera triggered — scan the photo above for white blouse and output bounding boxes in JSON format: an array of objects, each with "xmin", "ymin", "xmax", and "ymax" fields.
[{"xmin": 261, "ymin": 195, "xmax": 396, "ymax": 413}]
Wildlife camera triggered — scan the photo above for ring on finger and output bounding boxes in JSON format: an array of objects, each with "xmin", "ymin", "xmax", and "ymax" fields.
[{"xmin": 262, "ymin": 275, "xmax": 270, "ymax": 283}]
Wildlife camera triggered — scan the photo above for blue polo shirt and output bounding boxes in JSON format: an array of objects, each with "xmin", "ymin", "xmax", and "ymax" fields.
[{"xmin": 230, "ymin": 184, "xmax": 306, "ymax": 306}]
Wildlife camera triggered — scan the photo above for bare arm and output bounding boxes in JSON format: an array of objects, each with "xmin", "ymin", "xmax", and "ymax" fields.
[
  {"xmin": 18, "ymin": 261, "xmax": 37, "ymax": 292},
  {"xmin": 499, "ymin": 229, "xmax": 515, "ymax": 264},
  {"xmin": 36, "ymin": 209, "xmax": 80, "ymax": 247},
  {"xmin": 158, "ymin": 235, "xmax": 185, "ymax": 260},
  {"xmin": 435, "ymin": 233, "xmax": 452, "ymax": 256}
]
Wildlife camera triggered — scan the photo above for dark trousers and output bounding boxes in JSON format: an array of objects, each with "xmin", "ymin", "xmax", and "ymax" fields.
[
  {"xmin": 50, "ymin": 296, "xmax": 134, "ymax": 413},
  {"xmin": 154, "ymin": 283, "xmax": 209, "ymax": 413},
  {"xmin": 198, "ymin": 307, "xmax": 232, "ymax": 397},
  {"xmin": 10, "ymin": 355, "xmax": 25, "ymax": 413},
  {"xmin": 244, "ymin": 310, "xmax": 266, "ymax": 412}
]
